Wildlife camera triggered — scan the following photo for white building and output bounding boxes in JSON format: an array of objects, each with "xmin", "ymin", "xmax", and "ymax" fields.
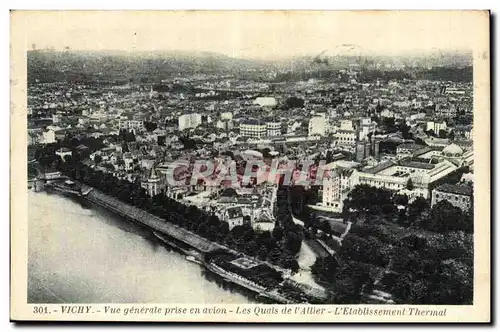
[
  {"xmin": 178, "ymin": 113, "xmax": 202, "ymax": 131},
  {"xmin": 219, "ymin": 206, "xmax": 245, "ymax": 230},
  {"xmin": 266, "ymin": 120, "xmax": 281, "ymax": 137},
  {"xmin": 357, "ymin": 159, "xmax": 458, "ymax": 201},
  {"xmin": 216, "ymin": 119, "xmax": 234, "ymax": 131},
  {"xmin": 339, "ymin": 119, "xmax": 355, "ymax": 131},
  {"xmin": 141, "ymin": 168, "xmax": 163, "ymax": 197},
  {"xmin": 287, "ymin": 121, "xmax": 301, "ymax": 134},
  {"xmin": 239, "ymin": 120, "xmax": 266, "ymax": 138},
  {"xmin": 42, "ymin": 129, "xmax": 56, "ymax": 144},
  {"xmin": 358, "ymin": 118, "xmax": 376, "ymax": 141},
  {"xmin": 220, "ymin": 112, "xmax": 233, "ymax": 120},
  {"xmin": 322, "ymin": 164, "xmax": 359, "ymax": 212},
  {"xmin": 308, "ymin": 115, "xmax": 327, "ymax": 136},
  {"xmin": 254, "ymin": 97, "xmax": 277, "ymax": 108},
  {"xmin": 426, "ymin": 120, "xmax": 447, "ymax": 134},
  {"xmin": 333, "ymin": 130, "xmax": 357, "ymax": 147},
  {"xmin": 119, "ymin": 119, "xmax": 144, "ymax": 132}
]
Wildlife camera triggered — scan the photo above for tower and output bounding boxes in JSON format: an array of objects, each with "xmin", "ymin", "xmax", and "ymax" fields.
[{"xmin": 143, "ymin": 166, "xmax": 161, "ymax": 197}]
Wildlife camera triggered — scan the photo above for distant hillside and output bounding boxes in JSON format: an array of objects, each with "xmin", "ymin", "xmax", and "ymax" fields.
[
  {"xmin": 27, "ymin": 50, "xmax": 265, "ymax": 84},
  {"xmin": 27, "ymin": 49, "xmax": 473, "ymax": 84}
]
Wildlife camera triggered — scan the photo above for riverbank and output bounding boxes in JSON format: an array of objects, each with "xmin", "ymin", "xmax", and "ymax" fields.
[{"xmin": 47, "ymin": 180, "xmax": 323, "ymax": 303}]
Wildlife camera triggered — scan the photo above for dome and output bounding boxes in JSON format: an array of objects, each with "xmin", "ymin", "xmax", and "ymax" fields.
[{"xmin": 442, "ymin": 143, "xmax": 464, "ymax": 157}]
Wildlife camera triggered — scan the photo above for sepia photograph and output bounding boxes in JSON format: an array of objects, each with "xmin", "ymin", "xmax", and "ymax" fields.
[{"xmin": 10, "ymin": 10, "xmax": 490, "ymax": 322}]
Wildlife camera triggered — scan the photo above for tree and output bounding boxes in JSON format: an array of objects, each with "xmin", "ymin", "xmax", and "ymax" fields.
[
  {"xmin": 284, "ymin": 231, "xmax": 302, "ymax": 254},
  {"xmin": 311, "ymin": 256, "xmax": 339, "ymax": 282},
  {"xmin": 343, "ymin": 184, "xmax": 393, "ymax": 217},
  {"xmin": 272, "ymin": 225, "xmax": 283, "ymax": 241},
  {"xmin": 406, "ymin": 178, "xmax": 414, "ymax": 191},
  {"xmin": 333, "ymin": 261, "xmax": 374, "ymax": 304},
  {"xmin": 407, "ymin": 196, "xmax": 430, "ymax": 225},
  {"xmin": 144, "ymin": 121, "xmax": 158, "ymax": 132},
  {"xmin": 285, "ymin": 96, "xmax": 305, "ymax": 109},
  {"xmin": 430, "ymin": 200, "xmax": 467, "ymax": 233},
  {"xmin": 438, "ymin": 129, "xmax": 448, "ymax": 139},
  {"xmin": 337, "ymin": 234, "xmax": 389, "ymax": 267}
]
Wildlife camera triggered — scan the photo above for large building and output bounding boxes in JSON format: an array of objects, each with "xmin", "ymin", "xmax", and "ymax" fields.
[
  {"xmin": 357, "ymin": 159, "xmax": 458, "ymax": 201},
  {"xmin": 266, "ymin": 120, "xmax": 281, "ymax": 137},
  {"xmin": 42, "ymin": 129, "xmax": 56, "ymax": 144},
  {"xmin": 308, "ymin": 115, "xmax": 327, "ymax": 137},
  {"xmin": 119, "ymin": 119, "xmax": 144, "ymax": 133},
  {"xmin": 216, "ymin": 119, "xmax": 234, "ymax": 131},
  {"xmin": 253, "ymin": 97, "xmax": 277, "ymax": 108},
  {"xmin": 239, "ymin": 119, "xmax": 266, "ymax": 139},
  {"xmin": 322, "ymin": 161, "xmax": 360, "ymax": 212},
  {"xmin": 141, "ymin": 167, "xmax": 163, "ymax": 197},
  {"xmin": 413, "ymin": 143, "xmax": 474, "ymax": 169},
  {"xmin": 321, "ymin": 156, "xmax": 459, "ymax": 211},
  {"xmin": 358, "ymin": 118, "xmax": 376, "ymax": 141},
  {"xmin": 426, "ymin": 120, "xmax": 447, "ymax": 134},
  {"xmin": 178, "ymin": 113, "xmax": 202, "ymax": 131},
  {"xmin": 334, "ymin": 129, "xmax": 357, "ymax": 147},
  {"xmin": 431, "ymin": 183, "xmax": 473, "ymax": 211}
]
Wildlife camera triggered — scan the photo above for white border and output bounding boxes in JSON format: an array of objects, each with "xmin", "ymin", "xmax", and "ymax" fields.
[{"xmin": 3, "ymin": 1, "xmax": 498, "ymax": 332}]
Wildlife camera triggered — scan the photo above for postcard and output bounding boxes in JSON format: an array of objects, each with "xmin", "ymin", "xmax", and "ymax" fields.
[{"xmin": 10, "ymin": 10, "xmax": 490, "ymax": 322}]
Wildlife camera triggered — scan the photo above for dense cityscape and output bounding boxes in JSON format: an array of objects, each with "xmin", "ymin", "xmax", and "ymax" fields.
[{"xmin": 28, "ymin": 49, "xmax": 474, "ymax": 305}]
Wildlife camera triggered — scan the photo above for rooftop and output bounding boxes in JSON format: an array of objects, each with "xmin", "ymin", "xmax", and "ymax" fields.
[
  {"xmin": 435, "ymin": 183, "xmax": 473, "ymax": 196},
  {"xmin": 399, "ymin": 160, "xmax": 435, "ymax": 170}
]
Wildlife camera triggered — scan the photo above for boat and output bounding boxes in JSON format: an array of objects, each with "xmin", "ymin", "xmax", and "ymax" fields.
[{"xmin": 185, "ymin": 255, "xmax": 202, "ymax": 265}]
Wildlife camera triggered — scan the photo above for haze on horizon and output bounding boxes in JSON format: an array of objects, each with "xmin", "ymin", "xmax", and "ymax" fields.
[{"xmin": 15, "ymin": 10, "xmax": 485, "ymax": 60}]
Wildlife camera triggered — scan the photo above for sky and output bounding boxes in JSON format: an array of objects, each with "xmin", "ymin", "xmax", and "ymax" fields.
[{"xmin": 12, "ymin": 10, "xmax": 488, "ymax": 59}]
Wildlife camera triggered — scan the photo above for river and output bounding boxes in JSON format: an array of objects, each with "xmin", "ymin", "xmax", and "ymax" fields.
[{"xmin": 27, "ymin": 190, "xmax": 254, "ymax": 304}]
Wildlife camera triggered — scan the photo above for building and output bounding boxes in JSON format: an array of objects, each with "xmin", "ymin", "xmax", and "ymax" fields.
[
  {"xmin": 426, "ymin": 120, "xmax": 447, "ymax": 134},
  {"xmin": 43, "ymin": 169, "xmax": 62, "ymax": 180},
  {"xmin": 357, "ymin": 158, "xmax": 458, "ymax": 201},
  {"xmin": 308, "ymin": 115, "xmax": 327, "ymax": 136},
  {"xmin": 453, "ymin": 125, "xmax": 473, "ymax": 140},
  {"xmin": 220, "ymin": 112, "xmax": 233, "ymax": 120},
  {"xmin": 355, "ymin": 140, "xmax": 371, "ymax": 162},
  {"xmin": 334, "ymin": 129, "xmax": 357, "ymax": 147},
  {"xmin": 322, "ymin": 165, "xmax": 359, "ymax": 212},
  {"xmin": 396, "ymin": 143, "xmax": 424, "ymax": 159},
  {"xmin": 266, "ymin": 120, "xmax": 281, "ymax": 137},
  {"xmin": 254, "ymin": 97, "xmax": 277, "ymax": 108},
  {"xmin": 358, "ymin": 118, "xmax": 376, "ymax": 141},
  {"xmin": 141, "ymin": 167, "xmax": 162, "ymax": 197},
  {"xmin": 216, "ymin": 119, "xmax": 234, "ymax": 131},
  {"xmin": 220, "ymin": 206, "xmax": 245, "ymax": 229},
  {"xmin": 415, "ymin": 143, "xmax": 474, "ymax": 169},
  {"xmin": 119, "ymin": 119, "xmax": 144, "ymax": 133},
  {"xmin": 42, "ymin": 129, "xmax": 56, "ymax": 144},
  {"xmin": 178, "ymin": 113, "xmax": 202, "ymax": 131},
  {"xmin": 252, "ymin": 213, "xmax": 275, "ymax": 232},
  {"xmin": 431, "ymin": 183, "xmax": 473, "ymax": 211},
  {"xmin": 239, "ymin": 119, "xmax": 266, "ymax": 139}
]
